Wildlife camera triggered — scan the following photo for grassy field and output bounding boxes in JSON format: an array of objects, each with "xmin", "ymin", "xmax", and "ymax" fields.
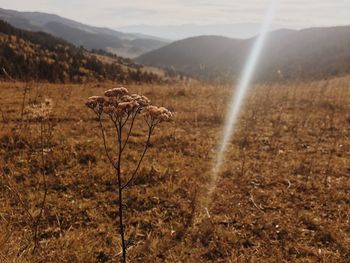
[{"xmin": 0, "ymin": 77, "xmax": 349, "ymax": 262}]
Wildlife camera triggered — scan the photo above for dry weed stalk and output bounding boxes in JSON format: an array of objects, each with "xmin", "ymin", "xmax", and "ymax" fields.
[
  {"xmin": 26, "ymin": 98, "xmax": 54, "ymax": 253},
  {"xmin": 86, "ymin": 87, "xmax": 171, "ymax": 262},
  {"xmin": 19, "ymin": 84, "xmax": 31, "ymax": 126},
  {"xmin": 1, "ymin": 97, "xmax": 55, "ymax": 255}
]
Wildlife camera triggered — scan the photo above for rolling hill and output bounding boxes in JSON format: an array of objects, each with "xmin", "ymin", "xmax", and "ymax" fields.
[
  {"xmin": 0, "ymin": 8, "xmax": 168, "ymax": 58},
  {"xmin": 116, "ymin": 23, "xmax": 288, "ymax": 40},
  {"xmin": 0, "ymin": 20, "xmax": 164, "ymax": 83},
  {"xmin": 137, "ymin": 26, "xmax": 350, "ymax": 82}
]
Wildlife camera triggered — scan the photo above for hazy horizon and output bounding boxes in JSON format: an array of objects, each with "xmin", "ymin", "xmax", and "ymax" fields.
[
  {"xmin": 0, "ymin": 0, "xmax": 349, "ymax": 29},
  {"xmin": 116, "ymin": 23, "xmax": 302, "ymax": 40}
]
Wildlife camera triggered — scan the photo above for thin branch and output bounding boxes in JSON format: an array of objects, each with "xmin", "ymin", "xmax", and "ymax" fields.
[
  {"xmin": 122, "ymin": 124, "xmax": 154, "ymax": 189},
  {"xmin": 32, "ymin": 186, "xmax": 48, "ymax": 254},
  {"xmin": 20, "ymin": 84, "xmax": 29, "ymax": 127},
  {"xmin": 144, "ymin": 116, "xmax": 151, "ymax": 128},
  {"xmin": 112, "ymin": 117, "xmax": 121, "ymax": 139},
  {"xmin": 2, "ymin": 67, "xmax": 14, "ymax": 82},
  {"xmin": 121, "ymin": 112, "xmax": 137, "ymax": 153},
  {"xmin": 115, "ymin": 119, "xmax": 122, "ymax": 154},
  {"xmin": 97, "ymin": 114, "xmax": 116, "ymax": 168},
  {"xmin": 250, "ymin": 194, "xmax": 265, "ymax": 212},
  {"xmin": 4, "ymin": 182, "xmax": 34, "ymax": 222},
  {"xmin": 121, "ymin": 113, "xmax": 131, "ymax": 128}
]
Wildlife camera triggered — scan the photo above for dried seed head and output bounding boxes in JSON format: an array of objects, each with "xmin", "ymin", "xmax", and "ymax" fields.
[
  {"xmin": 118, "ymin": 100, "xmax": 140, "ymax": 114},
  {"xmin": 158, "ymin": 107, "xmax": 172, "ymax": 122},
  {"xmin": 86, "ymin": 96, "xmax": 105, "ymax": 115},
  {"xmin": 86, "ymin": 96, "xmax": 104, "ymax": 109},
  {"xmin": 104, "ymin": 87, "xmax": 129, "ymax": 98},
  {"xmin": 143, "ymin": 105, "xmax": 158, "ymax": 118},
  {"xmin": 86, "ymin": 88, "xmax": 170, "ymax": 126},
  {"xmin": 131, "ymin": 94, "xmax": 150, "ymax": 107},
  {"xmin": 143, "ymin": 105, "xmax": 172, "ymax": 123},
  {"xmin": 27, "ymin": 98, "xmax": 53, "ymax": 120},
  {"xmin": 120, "ymin": 95, "xmax": 134, "ymax": 102}
]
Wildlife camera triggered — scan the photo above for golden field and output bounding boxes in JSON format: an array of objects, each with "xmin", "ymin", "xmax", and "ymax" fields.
[{"xmin": 0, "ymin": 77, "xmax": 349, "ymax": 262}]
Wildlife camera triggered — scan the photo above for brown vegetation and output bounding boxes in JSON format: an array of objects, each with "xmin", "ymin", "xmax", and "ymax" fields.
[
  {"xmin": 0, "ymin": 76, "xmax": 349, "ymax": 262},
  {"xmin": 0, "ymin": 20, "xmax": 167, "ymax": 83}
]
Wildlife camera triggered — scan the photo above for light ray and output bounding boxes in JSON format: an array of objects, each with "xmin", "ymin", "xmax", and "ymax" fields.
[{"xmin": 203, "ymin": 0, "xmax": 278, "ymax": 210}]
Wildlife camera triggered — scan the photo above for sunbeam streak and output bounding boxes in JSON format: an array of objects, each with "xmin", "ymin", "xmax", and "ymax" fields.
[{"xmin": 203, "ymin": 0, "xmax": 278, "ymax": 210}]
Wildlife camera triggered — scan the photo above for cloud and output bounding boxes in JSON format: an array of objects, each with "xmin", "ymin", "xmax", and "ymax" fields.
[{"xmin": 0, "ymin": 0, "xmax": 349, "ymax": 27}]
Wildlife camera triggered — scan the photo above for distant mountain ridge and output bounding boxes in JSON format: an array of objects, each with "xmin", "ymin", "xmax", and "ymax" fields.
[
  {"xmin": 0, "ymin": 8, "xmax": 169, "ymax": 58},
  {"xmin": 0, "ymin": 19, "xmax": 164, "ymax": 83},
  {"xmin": 137, "ymin": 26, "xmax": 350, "ymax": 82},
  {"xmin": 116, "ymin": 23, "xmax": 290, "ymax": 40}
]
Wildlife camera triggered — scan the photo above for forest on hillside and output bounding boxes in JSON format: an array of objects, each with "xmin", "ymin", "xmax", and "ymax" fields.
[{"xmin": 0, "ymin": 20, "xmax": 163, "ymax": 83}]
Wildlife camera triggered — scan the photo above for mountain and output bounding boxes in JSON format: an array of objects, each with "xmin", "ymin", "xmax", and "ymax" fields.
[
  {"xmin": 0, "ymin": 19, "xmax": 165, "ymax": 83},
  {"xmin": 0, "ymin": 8, "xmax": 168, "ymax": 58},
  {"xmin": 136, "ymin": 26, "xmax": 350, "ymax": 82},
  {"xmin": 116, "ymin": 23, "xmax": 290, "ymax": 41}
]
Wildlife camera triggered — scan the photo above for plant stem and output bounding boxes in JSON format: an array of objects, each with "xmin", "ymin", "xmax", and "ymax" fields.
[
  {"xmin": 121, "ymin": 113, "xmax": 137, "ymax": 153},
  {"xmin": 116, "ymin": 121, "xmax": 126, "ymax": 263},
  {"xmin": 122, "ymin": 125, "xmax": 153, "ymax": 190},
  {"xmin": 33, "ymin": 119, "xmax": 48, "ymax": 254},
  {"xmin": 98, "ymin": 115, "xmax": 115, "ymax": 168},
  {"xmin": 20, "ymin": 84, "xmax": 29, "ymax": 127}
]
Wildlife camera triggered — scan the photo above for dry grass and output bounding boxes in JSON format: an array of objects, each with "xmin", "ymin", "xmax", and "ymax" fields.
[{"xmin": 0, "ymin": 77, "xmax": 349, "ymax": 262}]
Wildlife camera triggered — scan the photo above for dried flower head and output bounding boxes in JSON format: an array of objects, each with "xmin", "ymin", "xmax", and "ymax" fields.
[
  {"xmin": 86, "ymin": 96, "xmax": 105, "ymax": 114},
  {"xmin": 158, "ymin": 107, "xmax": 173, "ymax": 122},
  {"xmin": 120, "ymin": 95, "xmax": 134, "ymax": 103},
  {"xmin": 143, "ymin": 105, "xmax": 172, "ymax": 124},
  {"xmin": 104, "ymin": 87, "xmax": 129, "ymax": 98},
  {"xmin": 117, "ymin": 101, "xmax": 140, "ymax": 115},
  {"xmin": 86, "ymin": 96, "xmax": 104, "ymax": 108},
  {"xmin": 131, "ymin": 94, "xmax": 150, "ymax": 107},
  {"xmin": 86, "ymin": 88, "xmax": 170, "ymax": 126},
  {"xmin": 27, "ymin": 98, "xmax": 53, "ymax": 120}
]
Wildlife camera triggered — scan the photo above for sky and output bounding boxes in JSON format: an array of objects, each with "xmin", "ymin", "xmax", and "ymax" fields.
[{"xmin": 0, "ymin": 0, "xmax": 349, "ymax": 28}]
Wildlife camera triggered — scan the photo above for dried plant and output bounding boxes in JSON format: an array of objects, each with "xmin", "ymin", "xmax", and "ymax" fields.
[
  {"xmin": 19, "ymin": 83, "xmax": 31, "ymax": 126},
  {"xmin": 25, "ymin": 98, "xmax": 54, "ymax": 253},
  {"xmin": 86, "ymin": 87, "xmax": 171, "ymax": 262}
]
